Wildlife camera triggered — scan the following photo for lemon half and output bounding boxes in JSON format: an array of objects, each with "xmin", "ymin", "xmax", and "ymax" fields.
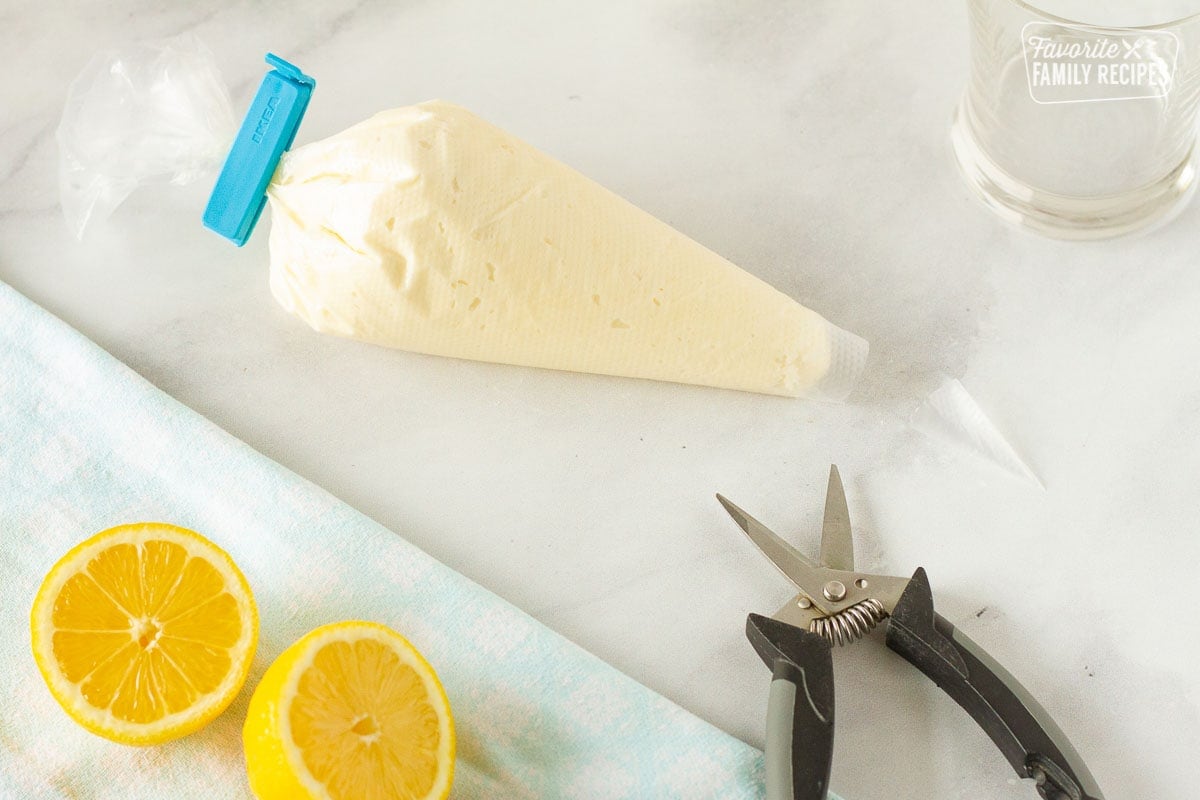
[
  {"xmin": 30, "ymin": 522, "xmax": 259, "ymax": 745},
  {"xmin": 244, "ymin": 620, "xmax": 455, "ymax": 800}
]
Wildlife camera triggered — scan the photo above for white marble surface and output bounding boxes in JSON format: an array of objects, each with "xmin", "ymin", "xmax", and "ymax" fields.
[{"xmin": 3, "ymin": 1, "xmax": 1199, "ymax": 798}]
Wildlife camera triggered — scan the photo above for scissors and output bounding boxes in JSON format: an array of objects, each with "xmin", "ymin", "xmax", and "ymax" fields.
[{"xmin": 717, "ymin": 466, "xmax": 1104, "ymax": 800}]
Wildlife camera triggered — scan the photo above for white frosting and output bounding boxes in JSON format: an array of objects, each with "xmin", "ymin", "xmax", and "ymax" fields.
[{"xmin": 266, "ymin": 101, "xmax": 866, "ymax": 398}]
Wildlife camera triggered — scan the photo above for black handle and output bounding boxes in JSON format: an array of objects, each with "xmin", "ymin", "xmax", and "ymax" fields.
[
  {"xmin": 746, "ymin": 614, "xmax": 835, "ymax": 800},
  {"xmin": 884, "ymin": 568, "xmax": 1105, "ymax": 800}
]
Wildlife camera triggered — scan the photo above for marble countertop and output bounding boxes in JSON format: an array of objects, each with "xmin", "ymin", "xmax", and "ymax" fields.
[{"xmin": 3, "ymin": 1, "xmax": 1198, "ymax": 798}]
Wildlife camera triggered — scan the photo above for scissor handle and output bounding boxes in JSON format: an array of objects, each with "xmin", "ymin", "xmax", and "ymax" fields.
[
  {"xmin": 885, "ymin": 568, "xmax": 1105, "ymax": 800},
  {"xmin": 746, "ymin": 614, "xmax": 835, "ymax": 800}
]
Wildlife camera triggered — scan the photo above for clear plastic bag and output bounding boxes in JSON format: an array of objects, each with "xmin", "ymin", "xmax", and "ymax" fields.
[{"xmin": 57, "ymin": 33, "xmax": 236, "ymax": 239}]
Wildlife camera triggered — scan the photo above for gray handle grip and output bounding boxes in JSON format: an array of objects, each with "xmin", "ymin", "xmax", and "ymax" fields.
[
  {"xmin": 747, "ymin": 614, "xmax": 835, "ymax": 800},
  {"xmin": 885, "ymin": 568, "xmax": 1105, "ymax": 800}
]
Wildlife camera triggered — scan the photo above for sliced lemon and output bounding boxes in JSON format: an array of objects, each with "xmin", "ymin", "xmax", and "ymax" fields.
[
  {"xmin": 244, "ymin": 621, "xmax": 455, "ymax": 800},
  {"xmin": 30, "ymin": 522, "xmax": 258, "ymax": 745}
]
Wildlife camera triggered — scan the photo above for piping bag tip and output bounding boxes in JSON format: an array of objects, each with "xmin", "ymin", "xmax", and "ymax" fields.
[
  {"xmin": 202, "ymin": 54, "xmax": 315, "ymax": 246},
  {"xmin": 807, "ymin": 323, "xmax": 869, "ymax": 403},
  {"xmin": 911, "ymin": 377, "xmax": 1044, "ymax": 490}
]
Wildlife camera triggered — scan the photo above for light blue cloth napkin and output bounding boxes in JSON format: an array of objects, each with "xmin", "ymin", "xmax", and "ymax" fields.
[{"xmin": 0, "ymin": 280, "xmax": 775, "ymax": 798}]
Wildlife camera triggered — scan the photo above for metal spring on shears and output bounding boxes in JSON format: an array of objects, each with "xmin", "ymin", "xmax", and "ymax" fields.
[{"xmin": 809, "ymin": 598, "xmax": 887, "ymax": 646}]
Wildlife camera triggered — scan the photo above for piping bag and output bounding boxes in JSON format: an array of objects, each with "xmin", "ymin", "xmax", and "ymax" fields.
[{"xmin": 59, "ymin": 36, "xmax": 868, "ymax": 400}]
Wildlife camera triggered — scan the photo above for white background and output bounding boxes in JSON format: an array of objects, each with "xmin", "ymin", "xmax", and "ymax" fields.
[{"xmin": 3, "ymin": 1, "xmax": 1199, "ymax": 798}]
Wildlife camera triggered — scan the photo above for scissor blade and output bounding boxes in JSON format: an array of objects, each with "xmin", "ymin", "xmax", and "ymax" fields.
[
  {"xmin": 717, "ymin": 494, "xmax": 825, "ymax": 593},
  {"xmin": 819, "ymin": 465, "xmax": 855, "ymax": 572}
]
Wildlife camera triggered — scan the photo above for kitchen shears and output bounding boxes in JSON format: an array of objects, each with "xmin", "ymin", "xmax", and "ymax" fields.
[{"xmin": 717, "ymin": 466, "xmax": 1104, "ymax": 800}]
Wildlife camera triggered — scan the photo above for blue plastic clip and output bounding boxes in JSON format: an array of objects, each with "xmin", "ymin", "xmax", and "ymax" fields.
[{"xmin": 203, "ymin": 54, "xmax": 315, "ymax": 246}]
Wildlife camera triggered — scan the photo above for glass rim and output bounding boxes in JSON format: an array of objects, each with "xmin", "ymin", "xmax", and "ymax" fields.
[{"xmin": 1005, "ymin": 0, "xmax": 1200, "ymax": 31}]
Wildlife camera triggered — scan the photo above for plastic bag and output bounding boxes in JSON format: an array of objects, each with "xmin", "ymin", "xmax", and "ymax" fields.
[
  {"xmin": 57, "ymin": 33, "xmax": 236, "ymax": 239},
  {"xmin": 911, "ymin": 377, "xmax": 1043, "ymax": 488}
]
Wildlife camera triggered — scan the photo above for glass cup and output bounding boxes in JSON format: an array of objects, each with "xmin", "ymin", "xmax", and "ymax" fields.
[{"xmin": 952, "ymin": 0, "xmax": 1200, "ymax": 238}]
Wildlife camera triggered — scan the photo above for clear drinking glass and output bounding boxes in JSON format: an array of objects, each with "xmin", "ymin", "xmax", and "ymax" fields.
[{"xmin": 952, "ymin": 0, "xmax": 1200, "ymax": 238}]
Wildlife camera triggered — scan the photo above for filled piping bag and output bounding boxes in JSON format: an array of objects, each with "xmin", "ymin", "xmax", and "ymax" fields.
[{"xmin": 59, "ymin": 37, "xmax": 868, "ymax": 400}]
